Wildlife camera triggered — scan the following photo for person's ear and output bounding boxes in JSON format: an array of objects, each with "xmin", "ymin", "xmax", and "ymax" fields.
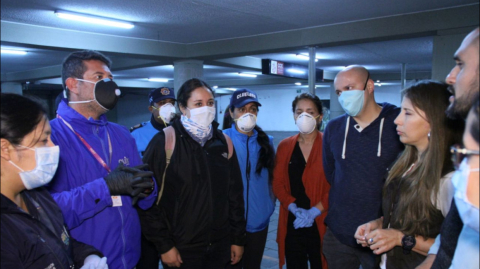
[
  {"xmin": 179, "ymin": 105, "xmax": 186, "ymax": 115},
  {"xmin": 366, "ymin": 79, "xmax": 374, "ymax": 94},
  {"xmin": 148, "ymin": 106, "xmax": 154, "ymax": 113},
  {"xmin": 65, "ymin": 77, "xmax": 79, "ymax": 96},
  {"xmin": 1, "ymin": 139, "xmax": 13, "ymax": 161}
]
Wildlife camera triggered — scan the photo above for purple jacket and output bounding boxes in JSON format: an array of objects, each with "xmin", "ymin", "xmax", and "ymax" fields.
[{"xmin": 47, "ymin": 99, "xmax": 157, "ymax": 269}]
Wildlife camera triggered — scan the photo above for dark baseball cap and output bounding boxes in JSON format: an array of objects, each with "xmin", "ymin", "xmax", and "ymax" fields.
[
  {"xmin": 148, "ymin": 87, "xmax": 176, "ymax": 105},
  {"xmin": 230, "ymin": 88, "xmax": 262, "ymax": 108}
]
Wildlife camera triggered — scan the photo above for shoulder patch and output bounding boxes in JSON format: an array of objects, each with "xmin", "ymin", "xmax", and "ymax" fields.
[{"xmin": 130, "ymin": 122, "xmax": 146, "ymax": 133}]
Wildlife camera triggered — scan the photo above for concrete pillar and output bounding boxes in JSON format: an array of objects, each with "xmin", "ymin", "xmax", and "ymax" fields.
[
  {"xmin": 431, "ymin": 31, "xmax": 469, "ymax": 81},
  {"xmin": 173, "ymin": 60, "xmax": 204, "ymax": 94},
  {"xmin": 308, "ymin": 47, "xmax": 316, "ymax": 95},
  {"xmin": 1, "ymin": 82, "xmax": 23, "ymax": 95},
  {"xmin": 329, "ymin": 82, "xmax": 343, "ymax": 120}
]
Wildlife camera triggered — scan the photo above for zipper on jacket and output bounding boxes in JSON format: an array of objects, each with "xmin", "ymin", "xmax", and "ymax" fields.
[
  {"xmin": 245, "ymin": 136, "xmax": 251, "ymax": 226},
  {"xmin": 93, "ymin": 126, "xmax": 111, "ymax": 166},
  {"xmin": 38, "ymin": 234, "xmax": 67, "ymax": 269},
  {"xmin": 118, "ymin": 207, "xmax": 128, "ymax": 269}
]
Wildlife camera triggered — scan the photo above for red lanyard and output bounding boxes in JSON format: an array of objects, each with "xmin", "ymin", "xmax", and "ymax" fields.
[{"xmin": 57, "ymin": 115, "xmax": 112, "ymax": 173}]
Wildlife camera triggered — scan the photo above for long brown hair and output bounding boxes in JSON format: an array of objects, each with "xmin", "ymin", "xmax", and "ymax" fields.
[{"xmin": 384, "ymin": 80, "xmax": 464, "ymax": 236}]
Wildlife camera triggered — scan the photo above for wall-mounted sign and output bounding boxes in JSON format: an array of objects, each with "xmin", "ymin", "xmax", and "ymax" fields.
[{"xmin": 262, "ymin": 59, "xmax": 323, "ymax": 82}]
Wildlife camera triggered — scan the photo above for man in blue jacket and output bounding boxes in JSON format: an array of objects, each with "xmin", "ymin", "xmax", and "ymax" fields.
[
  {"xmin": 47, "ymin": 50, "xmax": 157, "ymax": 269},
  {"xmin": 322, "ymin": 65, "xmax": 404, "ymax": 269},
  {"xmin": 131, "ymin": 87, "xmax": 176, "ymax": 158}
]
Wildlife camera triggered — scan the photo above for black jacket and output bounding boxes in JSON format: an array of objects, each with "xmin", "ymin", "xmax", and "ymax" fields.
[
  {"xmin": 138, "ymin": 119, "xmax": 246, "ymax": 254},
  {"xmin": 1, "ymin": 187, "xmax": 102, "ymax": 269}
]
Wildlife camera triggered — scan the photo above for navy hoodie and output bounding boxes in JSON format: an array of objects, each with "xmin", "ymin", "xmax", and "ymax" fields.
[{"xmin": 322, "ymin": 102, "xmax": 404, "ymax": 247}]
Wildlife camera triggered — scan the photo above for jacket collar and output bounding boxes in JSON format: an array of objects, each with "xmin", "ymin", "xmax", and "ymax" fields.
[
  {"xmin": 57, "ymin": 98, "xmax": 108, "ymax": 128},
  {"xmin": 229, "ymin": 123, "xmax": 258, "ymax": 141}
]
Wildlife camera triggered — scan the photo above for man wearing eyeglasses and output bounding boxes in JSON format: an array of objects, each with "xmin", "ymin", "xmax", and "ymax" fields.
[{"xmin": 417, "ymin": 27, "xmax": 479, "ymax": 269}]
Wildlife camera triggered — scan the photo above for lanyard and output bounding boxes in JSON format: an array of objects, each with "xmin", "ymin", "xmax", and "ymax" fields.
[{"xmin": 57, "ymin": 115, "xmax": 112, "ymax": 173}]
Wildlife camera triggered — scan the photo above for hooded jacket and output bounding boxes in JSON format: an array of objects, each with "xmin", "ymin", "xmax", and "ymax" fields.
[
  {"xmin": 47, "ymin": 99, "xmax": 157, "ymax": 269},
  {"xmin": 322, "ymin": 102, "xmax": 403, "ymax": 247},
  {"xmin": 1, "ymin": 188, "xmax": 102, "ymax": 269},
  {"xmin": 138, "ymin": 118, "xmax": 246, "ymax": 254},
  {"xmin": 223, "ymin": 125, "xmax": 275, "ymax": 233}
]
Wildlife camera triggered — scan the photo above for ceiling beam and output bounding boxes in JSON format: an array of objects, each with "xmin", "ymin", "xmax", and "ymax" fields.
[
  {"xmin": 2, "ymin": 4, "xmax": 477, "ymax": 63},
  {"xmin": 186, "ymin": 4, "xmax": 479, "ymax": 59},
  {"xmin": 1, "ymin": 21, "xmax": 187, "ymax": 59}
]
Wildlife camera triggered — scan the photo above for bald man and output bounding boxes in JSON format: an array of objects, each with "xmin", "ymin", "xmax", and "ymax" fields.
[{"xmin": 322, "ymin": 65, "xmax": 403, "ymax": 269}]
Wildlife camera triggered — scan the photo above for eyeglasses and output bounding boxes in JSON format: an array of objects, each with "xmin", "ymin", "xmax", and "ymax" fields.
[{"xmin": 450, "ymin": 144, "xmax": 480, "ymax": 169}]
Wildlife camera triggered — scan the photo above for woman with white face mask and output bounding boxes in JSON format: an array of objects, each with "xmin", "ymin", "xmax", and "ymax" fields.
[
  {"xmin": 222, "ymin": 89, "xmax": 275, "ymax": 269},
  {"xmin": 138, "ymin": 78, "xmax": 246, "ymax": 269},
  {"xmin": 354, "ymin": 81, "xmax": 464, "ymax": 269},
  {"xmin": 449, "ymin": 98, "xmax": 479, "ymax": 269},
  {"xmin": 1, "ymin": 93, "xmax": 107, "ymax": 269},
  {"xmin": 272, "ymin": 93, "xmax": 330, "ymax": 269}
]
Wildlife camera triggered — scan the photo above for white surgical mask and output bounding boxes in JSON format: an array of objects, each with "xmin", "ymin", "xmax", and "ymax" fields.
[
  {"xmin": 158, "ymin": 103, "xmax": 176, "ymax": 124},
  {"xmin": 452, "ymin": 159, "xmax": 479, "ymax": 231},
  {"xmin": 295, "ymin": 112, "xmax": 318, "ymax": 134},
  {"xmin": 235, "ymin": 113, "xmax": 257, "ymax": 133},
  {"xmin": 186, "ymin": 106, "xmax": 216, "ymax": 129},
  {"xmin": 9, "ymin": 145, "xmax": 60, "ymax": 190}
]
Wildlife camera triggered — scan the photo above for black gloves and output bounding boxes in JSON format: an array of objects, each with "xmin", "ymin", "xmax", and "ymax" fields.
[{"xmin": 104, "ymin": 163, "xmax": 154, "ymax": 205}]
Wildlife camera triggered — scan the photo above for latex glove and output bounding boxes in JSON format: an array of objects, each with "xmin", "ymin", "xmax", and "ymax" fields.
[
  {"xmin": 292, "ymin": 208, "xmax": 309, "ymax": 229},
  {"xmin": 119, "ymin": 164, "xmax": 155, "ymax": 205},
  {"xmin": 81, "ymin": 255, "xmax": 108, "ymax": 269},
  {"xmin": 104, "ymin": 163, "xmax": 153, "ymax": 205},
  {"xmin": 303, "ymin": 207, "xmax": 321, "ymax": 228}
]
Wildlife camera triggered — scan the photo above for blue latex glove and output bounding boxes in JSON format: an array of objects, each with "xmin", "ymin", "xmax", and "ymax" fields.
[
  {"xmin": 303, "ymin": 207, "xmax": 322, "ymax": 228},
  {"xmin": 292, "ymin": 207, "xmax": 310, "ymax": 229},
  {"xmin": 288, "ymin": 203, "xmax": 298, "ymax": 214}
]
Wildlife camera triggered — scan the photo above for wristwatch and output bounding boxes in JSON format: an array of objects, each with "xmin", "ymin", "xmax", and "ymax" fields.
[{"xmin": 401, "ymin": 235, "xmax": 416, "ymax": 254}]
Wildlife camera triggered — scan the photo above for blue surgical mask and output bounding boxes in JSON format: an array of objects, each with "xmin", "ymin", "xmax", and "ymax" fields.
[
  {"xmin": 452, "ymin": 159, "xmax": 479, "ymax": 231},
  {"xmin": 338, "ymin": 75, "xmax": 369, "ymax": 117}
]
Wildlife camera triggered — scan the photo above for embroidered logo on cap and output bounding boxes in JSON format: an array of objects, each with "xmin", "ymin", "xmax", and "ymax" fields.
[{"xmin": 161, "ymin": 88, "xmax": 170, "ymax": 95}]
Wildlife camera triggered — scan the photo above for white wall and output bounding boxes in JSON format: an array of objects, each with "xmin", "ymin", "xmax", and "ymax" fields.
[
  {"xmin": 216, "ymin": 84, "xmax": 402, "ymax": 131},
  {"xmin": 115, "ymin": 84, "xmax": 403, "ymax": 131}
]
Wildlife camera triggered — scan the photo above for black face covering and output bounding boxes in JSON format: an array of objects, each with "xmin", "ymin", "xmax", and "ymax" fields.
[{"xmin": 94, "ymin": 78, "xmax": 121, "ymax": 110}]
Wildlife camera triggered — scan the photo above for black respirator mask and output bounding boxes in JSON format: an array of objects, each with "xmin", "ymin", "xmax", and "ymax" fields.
[{"xmin": 69, "ymin": 78, "xmax": 121, "ymax": 111}]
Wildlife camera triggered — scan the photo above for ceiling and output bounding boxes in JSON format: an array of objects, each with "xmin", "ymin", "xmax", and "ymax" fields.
[{"xmin": 1, "ymin": 0, "xmax": 479, "ymax": 95}]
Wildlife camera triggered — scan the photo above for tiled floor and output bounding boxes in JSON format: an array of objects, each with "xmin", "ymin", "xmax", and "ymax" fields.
[{"xmin": 260, "ymin": 200, "xmax": 281, "ymax": 269}]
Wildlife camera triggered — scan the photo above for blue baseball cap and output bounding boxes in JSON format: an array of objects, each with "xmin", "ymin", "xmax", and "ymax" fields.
[
  {"xmin": 230, "ymin": 88, "xmax": 262, "ymax": 108},
  {"xmin": 148, "ymin": 87, "xmax": 175, "ymax": 105}
]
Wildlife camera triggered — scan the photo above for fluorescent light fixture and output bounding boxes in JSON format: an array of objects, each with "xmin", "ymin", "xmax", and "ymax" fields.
[
  {"xmin": 213, "ymin": 86, "xmax": 218, "ymax": 89},
  {"xmin": 1, "ymin": 48, "xmax": 27, "ymax": 55},
  {"xmin": 376, "ymin": 80, "xmax": 380, "ymax": 83},
  {"xmin": 375, "ymin": 83, "xmax": 382, "ymax": 87},
  {"xmin": 296, "ymin": 54, "xmax": 318, "ymax": 62},
  {"xmin": 237, "ymin": 72, "xmax": 257, "ymax": 78},
  {"xmin": 295, "ymin": 82, "xmax": 302, "ymax": 86},
  {"xmin": 55, "ymin": 10, "xmax": 134, "ymax": 29},
  {"xmin": 148, "ymin": 78, "xmax": 169, "ymax": 82},
  {"xmin": 226, "ymin": 88, "xmax": 237, "ymax": 91},
  {"xmin": 287, "ymin": 68, "xmax": 305, "ymax": 74}
]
